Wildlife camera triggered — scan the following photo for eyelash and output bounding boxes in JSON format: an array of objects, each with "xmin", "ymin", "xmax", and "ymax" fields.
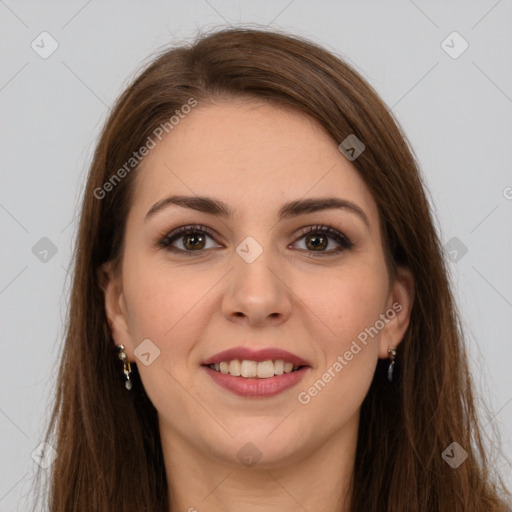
[{"xmin": 156, "ymin": 223, "xmax": 354, "ymax": 257}]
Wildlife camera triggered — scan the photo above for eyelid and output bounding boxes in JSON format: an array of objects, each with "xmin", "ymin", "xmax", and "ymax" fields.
[
  {"xmin": 156, "ymin": 224, "xmax": 219, "ymax": 249},
  {"xmin": 292, "ymin": 224, "xmax": 354, "ymax": 253},
  {"xmin": 294, "ymin": 224, "xmax": 351, "ymax": 242}
]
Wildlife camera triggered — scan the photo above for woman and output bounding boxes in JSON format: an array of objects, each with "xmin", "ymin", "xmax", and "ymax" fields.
[{"xmin": 36, "ymin": 27, "xmax": 511, "ymax": 511}]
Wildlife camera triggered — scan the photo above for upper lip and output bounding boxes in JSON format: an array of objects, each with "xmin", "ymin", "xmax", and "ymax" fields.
[{"xmin": 202, "ymin": 346, "xmax": 311, "ymax": 367}]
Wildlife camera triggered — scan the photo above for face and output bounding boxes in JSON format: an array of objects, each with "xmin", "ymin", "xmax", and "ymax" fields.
[{"xmin": 102, "ymin": 98, "xmax": 413, "ymax": 468}]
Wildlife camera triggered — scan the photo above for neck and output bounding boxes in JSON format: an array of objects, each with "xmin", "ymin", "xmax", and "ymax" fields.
[{"xmin": 160, "ymin": 414, "xmax": 358, "ymax": 512}]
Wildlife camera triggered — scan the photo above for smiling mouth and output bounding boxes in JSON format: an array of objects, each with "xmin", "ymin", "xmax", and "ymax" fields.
[{"xmin": 204, "ymin": 359, "xmax": 305, "ymax": 379}]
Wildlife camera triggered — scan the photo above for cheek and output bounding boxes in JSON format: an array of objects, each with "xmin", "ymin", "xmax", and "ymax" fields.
[
  {"xmin": 319, "ymin": 263, "xmax": 388, "ymax": 346},
  {"xmin": 122, "ymin": 253, "xmax": 205, "ymax": 340},
  {"xmin": 291, "ymin": 288, "xmax": 385, "ymax": 449},
  {"xmin": 304, "ymin": 264, "xmax": 388, "ymax": 406},
  {"xmin": 120, "ymin": 256, "xmax": 210, "ymax": 414},
  {"xmin": 120, "ymin": 252, "xmax": 223, "ymax": 390}
]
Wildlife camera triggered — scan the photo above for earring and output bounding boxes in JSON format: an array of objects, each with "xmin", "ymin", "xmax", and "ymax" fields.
[
  {"xmin": 115, "ymin": 344, "xmax": 132, "ymax": 390},
  {"xmin": 387, "ymin": 347, "xmax": 397, "ymax": 383}
]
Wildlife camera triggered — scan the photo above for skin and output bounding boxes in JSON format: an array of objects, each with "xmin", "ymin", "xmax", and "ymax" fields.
[{"xmin": 101, "ymin": 98, "xmax": 414, "ymax": 512}]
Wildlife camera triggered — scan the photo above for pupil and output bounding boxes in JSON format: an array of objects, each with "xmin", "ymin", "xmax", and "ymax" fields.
[
  {"xmin": 307, "ymin": 234, "xmax": 326, "ymax": 250},
  {"xmin": 185, "ymin": 234, "xmax": 204, "ymax": 250}
]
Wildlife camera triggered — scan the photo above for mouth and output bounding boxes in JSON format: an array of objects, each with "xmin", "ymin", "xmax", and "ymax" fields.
[
  {"xmin": 201, "ymin": 346, "xmax": 311, "ymax": 398},
  {"xmin": 204, "ymin": 359, "xmax": 306, "ymax": 378}
]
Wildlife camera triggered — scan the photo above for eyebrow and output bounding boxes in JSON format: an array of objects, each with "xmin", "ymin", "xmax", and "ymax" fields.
[{"xmin": 145, "ymin": 195, "xmax": 370, "ymax": 227}]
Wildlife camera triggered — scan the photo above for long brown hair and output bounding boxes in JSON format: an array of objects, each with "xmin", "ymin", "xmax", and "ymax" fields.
[{"xmin": 34, "ymin": 26, "xmax": 511, "ymax": 511}]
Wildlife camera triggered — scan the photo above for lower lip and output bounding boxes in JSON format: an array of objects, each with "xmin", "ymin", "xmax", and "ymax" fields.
[{"xmin": 202, "ymin": 365, "xmax": 310, "ymax": 398}]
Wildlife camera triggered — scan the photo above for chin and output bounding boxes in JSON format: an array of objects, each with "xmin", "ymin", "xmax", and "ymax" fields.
[{"xmin": 213, "ymin": 426, "xmax": 308, "ymax": 469}]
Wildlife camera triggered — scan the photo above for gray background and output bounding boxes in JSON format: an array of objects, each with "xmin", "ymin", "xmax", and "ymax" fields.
[{"xmin": 1, "ymin": 0, "xmax": 511, "ymax": 509}]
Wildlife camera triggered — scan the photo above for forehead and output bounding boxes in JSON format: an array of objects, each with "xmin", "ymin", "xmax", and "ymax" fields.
[{"xmin": 128, "ymin": 99, "xmax": 379, "ymax": 228}]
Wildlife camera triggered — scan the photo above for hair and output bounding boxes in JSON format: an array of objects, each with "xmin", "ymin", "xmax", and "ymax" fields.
[{"xmin": 34, "ymin": 26, "xmax": 511, "ymax": 511}]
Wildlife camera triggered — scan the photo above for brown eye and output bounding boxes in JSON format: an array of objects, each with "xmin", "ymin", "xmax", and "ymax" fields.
[
  {"xmin": 293, "ymin": 225, "xmax": 354, "ymax": 255},
  {"xmin": 304, "ymin": 233, "xmax": 328, "ymax": 251},
  {"xmin": 158, "ymin": 225, "xmax": 221, "ymax": 254},
  {"xmin": 157, "ymin": 223, "xmax": 354, "ymax": 257},
  {"xmin": 181, "ymin": 232, "xmax": 206, "ymax": 250}
]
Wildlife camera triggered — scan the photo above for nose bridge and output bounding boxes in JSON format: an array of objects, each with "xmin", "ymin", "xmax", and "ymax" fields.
[{"xmin": 222, "ymin": 231, "xmax": 291, "ymax": 324}]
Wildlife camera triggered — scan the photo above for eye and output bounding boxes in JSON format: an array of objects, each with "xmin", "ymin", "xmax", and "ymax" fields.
[
  {"xmin": 292, "ymin": 224, "xmax": 354, "ymax": 255},
  {"xmin": 157, "ymin": 224, "xmax": 221, "ymax": 255},
  {"xmin": 156, "ymin": 223, "xmax": 354, "ymax": 256}
]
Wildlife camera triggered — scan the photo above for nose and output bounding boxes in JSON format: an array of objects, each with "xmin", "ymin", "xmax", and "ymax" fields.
[{"xmin": 221, "ymin": 242, "xmax": 292, "ymax": 327}]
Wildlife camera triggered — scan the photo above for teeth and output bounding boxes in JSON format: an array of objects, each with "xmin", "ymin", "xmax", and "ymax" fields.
[
  {"xmin": 208, "ymin": 359, "xmax": 301, "ymax": 378},
  {"xmin": 257, "ymin": 360, "xmax": 274, "ymax": 378},
  {"xmin": 229, "ymin": 359, "xmax": 241, "ymax": 376},
  {"xmin": 241, "ymin": 360, "xmax": 257, "ymax": 378}
]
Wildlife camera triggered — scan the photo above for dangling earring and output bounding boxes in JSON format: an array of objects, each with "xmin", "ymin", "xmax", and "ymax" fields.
[
  {"xmin": 115, "ymin": 344, "xmax": 132, "ymax": 390},
  {"xmin": 387, "ymin": 347, "xmax": 397, "ymax": 383}
]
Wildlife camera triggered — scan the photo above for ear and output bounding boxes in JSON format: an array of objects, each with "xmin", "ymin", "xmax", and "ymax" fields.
[
  {"xmin": 97, "ymin": 261, "xmax": 134, "ymax": 355},
  {"xmin": 378, "ymin": 266, "xmax": 415, "ymax": 359}
]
